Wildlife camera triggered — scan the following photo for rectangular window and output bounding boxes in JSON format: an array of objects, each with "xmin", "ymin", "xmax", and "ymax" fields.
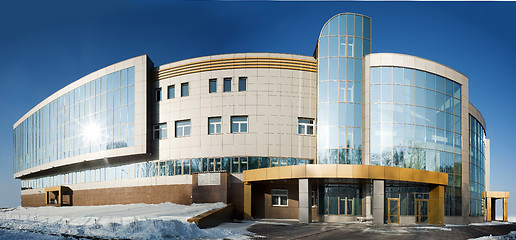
[
  {"xmin": 347, "ymin": 37, "xmax": 354, "ymax": 57},
  {"xmin": 175, "ymin": 120, "xmax": 191, "ymax": 137},
  {"xmin": 153, "ymin": 123, "xmax": 167, "ymax": 140},
  {"xmin": 231, "ymin": 116, "xmax": 248, "ymax": 133},
  {"xmin": 298, "ymin": 118, "xmax": 315, "ymax": 135},
  {"xmin": 209, "ymin": 79, "xmax": 217, "ymax": 93},
  {"xmin": 224, "ymin": 78, "xmax": 232, "ymax": 92},
  {"xmin": 181, "ymin": 82, "xmax": 189, "ymax": 97},
  {"xmin": 238, "ymin": 77, "xmax": 247, "ymax": 92},
  {"xmin": 155, "ymin": 88, "xmax": 162, "ymax": 102},
  {"xmin": 168, "ymin": 85, "xmax": 175, "ymax": 99},
  {"xmin": 208, "ymin": 117, "xmax": 222, "ymax": 134},
  {"xmin": 271, "ymin": 189, "xmax": 288, "ymax": 206}
]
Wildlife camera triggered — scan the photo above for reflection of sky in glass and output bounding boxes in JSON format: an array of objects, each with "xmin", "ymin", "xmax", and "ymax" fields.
[
  {"xmin": 13, "ymin": 67, "xmax": 136, "ymax": 173},
  {"xmin": 469, "ymin": 115, "xmax": 486, "ymax": 216},
  {"xmin": 317, "ymin": 13, "xmax": 371, "ymax": 165},
  {"xmin": 371, "ymin": 66, "xmax": 464, "ymax": 216}
]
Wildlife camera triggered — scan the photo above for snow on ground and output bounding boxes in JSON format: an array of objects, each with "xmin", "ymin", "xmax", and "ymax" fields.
[
  {"xmin": 0, "ymin": 202, "xmax": 248, "ymax": 240},
  {"xmin": 469, "ymin": 231, "xmax": 516, "ymax": 240},
  {"xmin": 408, "ymin": 226, "xmax": 452, "ymax": 231},
  {"xmin": 470, "ymin": 222, "xmax": 513, "ymax": 226}
]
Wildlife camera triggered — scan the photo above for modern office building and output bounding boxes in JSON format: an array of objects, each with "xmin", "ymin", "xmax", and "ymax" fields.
[{"xmin": 14, "ymin": 12, "xmax": 501, "ymax": 225}]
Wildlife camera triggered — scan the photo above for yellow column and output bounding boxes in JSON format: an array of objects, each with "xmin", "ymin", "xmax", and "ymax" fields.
[
  {"xmin": 504, "ymin": 198, "xmax": 508, "ymax": 222},
  {"xmin": 486, "ymin": 197, "xmax": 492, "ymax": 222},
  {"xmin": 244, "ymin": 182, "xmax": 252, "ymax": 220},
  {"xmin": 429, "ymin": 185, "xmax": 445, "ymax": 225}
]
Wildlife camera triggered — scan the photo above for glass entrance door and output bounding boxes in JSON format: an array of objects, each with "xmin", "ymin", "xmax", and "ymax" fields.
[
  {"xmin": 416, "ymin": 199, "xmax": 428, "ymax": 223},
  {"xmin": 387, "ymin": 198, "xmax": 400, "ymax": 224}
]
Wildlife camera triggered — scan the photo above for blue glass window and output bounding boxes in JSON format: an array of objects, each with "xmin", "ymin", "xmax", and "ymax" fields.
[
  {"xmin": 238, "ymin": 77, "xmax": 247, "ymax": 92},
  {"xmin": 224, "ymin": 78, "xmax": 231, "ymax": 92},
  {"xmin": 181, "ymin": 82, "xmax": 189, "ymax": 97},
  {"xmin": 209, "ymin": 79, "xmax": 217, "ymax": 93}
]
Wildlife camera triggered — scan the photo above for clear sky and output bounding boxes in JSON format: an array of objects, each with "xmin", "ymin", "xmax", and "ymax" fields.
[{"xmin": 1, "ymin": 1, "xmax": 515, "ymax": 217}]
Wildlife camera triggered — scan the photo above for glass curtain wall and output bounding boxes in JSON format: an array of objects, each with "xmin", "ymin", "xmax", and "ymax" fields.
[
  {"xmin": 317, "ymin": 13, "xmax": 371, "ymax": 164},
  {"xmin": 469, "ymin": 115, "xmax": 486, "ymax": 216},
  {"xmin": 385, "ymin": 182, "xmax": 429, "ymax": 216},
  {"xmin": 20, "ymin": 156, "xmax": 315, "ymax": 190},
  {"xmin": 318, "ymin": 184, "xmax": 362, "ymax": 216},
  {"xmin": 370, "ymin": 66, "xmax": 463, "ymax": 216},
  {"xmin": 13, "ymin": 67, "xmax": 136, "ymax": 173}
]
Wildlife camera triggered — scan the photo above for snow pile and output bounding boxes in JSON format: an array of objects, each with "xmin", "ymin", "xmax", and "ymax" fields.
[
  {"xmin": 0, "ymin": 202, "xmax": 247, "ymax": 239},
  {"xmin": 469, "ymin": 231, "xmax": 516, "ymax": 240}
]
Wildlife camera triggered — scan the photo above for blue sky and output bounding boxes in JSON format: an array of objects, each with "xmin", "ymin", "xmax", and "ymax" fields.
[{"xmin": 1, "ymin": 1, "xmax": 515, "ymax": 217}]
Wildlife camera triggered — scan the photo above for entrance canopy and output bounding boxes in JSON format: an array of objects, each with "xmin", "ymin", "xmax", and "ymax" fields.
[
  {"xmin": 45, "ymin": 186, "xmax": 73, "ymax": 206},
  {"xmin": 483, "ymin": 191, "xmax": 510, "ymax": 222},
  {"xmin": 243, "ymin": 164, "xmax": 448, "ymax": 185},
  {"xmin": 243, "ymin": 164, "xmax": 448, "ymax": 225}
]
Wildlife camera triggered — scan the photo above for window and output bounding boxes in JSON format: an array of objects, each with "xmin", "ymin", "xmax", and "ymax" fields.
[
  {"xmin": 298, "ymin": 118, "xmax": 315, "ymax": 135},
  {"xmin": 175, "ymin": 120, "xmax": 191, "ymax": 137},
  {"xmin": 155, "ymin": 88, "xmax": 162, "ymax": 102},
  {"xmin": 231, "ymin": 116, "xmax": 248, "ymax": 133},
  {"xmin": 272, "ymin": 189, "xmax": 288, "ymax": 206},
  {"xmin": 209, "ymin": 79, "xmax": 217, "ymax": 93},
  {"xmin": 153, "ymin": 123, "xmax": 167, "ymax": 140},
  {"xmin": 168, "ymin": 85, "xmax": 175, "ymax": 99},
  {"xmin": 223, "ymin": 78, "xmax": 232, "ymax": 92},
  {"xmin": 346, "ymin": 36, "xmax": 354, "ymax": 57},
  {"xmin": 181, "ymin": 82, "xmax": 189, "ymax": 97},
  {"xmin": 238, "ymin": 77, "xmax": 247, "ymax": 92},
  {"xmin": 208, "ymin": 117, "xmax": 222, "ymax": 134}
]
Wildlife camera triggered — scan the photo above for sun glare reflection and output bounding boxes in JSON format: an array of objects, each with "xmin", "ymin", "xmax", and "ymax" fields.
[{"xmin": 83, "ymin": 123, "xmax": 101, "ymax": 142}]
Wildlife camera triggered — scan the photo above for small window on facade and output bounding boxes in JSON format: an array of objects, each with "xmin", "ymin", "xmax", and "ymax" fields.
[
  {"xmin": 209, "ymin": 79, "xmax": 217, "ymax": 93},
  {"xmin": 223, "ymin": 78, "xmax": 232, "ymax": 92},
  {"xmin": 238, "ymin": 77, "xmax": 247, "ymax": 92},
  {"xmin": 208, "ymin": 117, "xmax": 222, "ymax": 134},
  {"xmin": 271, "ymin": 189, "xmax": 288, "ymax": 206},
  {"xmin": 153, "ymin": 123, "xmax": 167, "ymax": 140},
  {"xmin": 231, "ymin": 116, "xmax": 248, "ymax": 133},
  {"xmin": 298, "ymin": 118, "xmax": 314, "ymax": 135},
  {"xmin": 155, "ymin": 88, "xmax": 162, "ymax": 102},
  {"xmin": 175, "ymin": 120, "xmax": 191, "ymax": 137},
  {"xmin": 181, "ymin": 82, "xmax": 189, "ymax": 97},
  {"xmin": 168, "ymin": 85, "xmax": 175, "ymax": 99}
]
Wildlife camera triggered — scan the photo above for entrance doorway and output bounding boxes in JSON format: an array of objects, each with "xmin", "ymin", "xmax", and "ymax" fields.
[
  {"xmin": 415, "ymin": 199, "xmax": 428, "ymax": 223},
  {"xmin": 387, "ymin": 198, "xmax": 400, "ymax": 224}
]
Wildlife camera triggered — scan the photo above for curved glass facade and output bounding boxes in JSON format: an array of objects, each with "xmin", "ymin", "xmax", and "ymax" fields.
[
  {"xmin": 317, "ymin": 13, "xmax": 371, "ymax": 164},
  {"xmin": 469, "ymin": 115, "xmax": 486, "ymax": 216},
  {"xmin": 13, "ymin": 67, "xmax": 136, "ymax": 173},
  {"xmin": 370, "ymin": 66, "xmax": 463, "ymax": 216}
]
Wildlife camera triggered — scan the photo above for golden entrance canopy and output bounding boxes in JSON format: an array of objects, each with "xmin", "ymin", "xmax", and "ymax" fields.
[
  {"xmin": 243, "ymin": 164, "xmax": 448, "ymax": 186},
  {"xmin": 45, "ymin": 186, "xmax": 72, "ymax": 206},
  {"xmin": 483, "ymin": 191, "xmax": 510, "ymax": 222}
]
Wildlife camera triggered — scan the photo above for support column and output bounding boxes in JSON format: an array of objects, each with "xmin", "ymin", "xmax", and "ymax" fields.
[
  {"xmin": 372, "ymin": 180, "xmax": 384, "ymax": 224},
  {"xmin": 429, "ymin": 185, "xmax": 445, "ymax": 225},
  {"xmin": 363, "ymin": 181, "xmax": 372, "ymax": 218},
  {"xmin": 504, "ymin": 198, "xmax": 508, "ymax": 222},
  {"xmin": 299, "ymin": 179, "xmax": 312, "ymax": 223},
  {"xmin": 243, "ymin": 182, "xmax": 252, "ymax": 220},
  {"xmin": 486, "ymin": 197, "xmax": 492, "ymax": 222}
]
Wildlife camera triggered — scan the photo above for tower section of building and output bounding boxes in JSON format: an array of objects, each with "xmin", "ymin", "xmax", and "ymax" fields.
[
  {"xmin": 317, "ymin": 13, "xmax": 371, "ymax": 164},
  {"xmin": 468, "ymin": 103, "xmax": 487, "ymax": 217}
]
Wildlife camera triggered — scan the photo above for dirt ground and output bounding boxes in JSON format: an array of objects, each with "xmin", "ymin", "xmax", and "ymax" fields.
[{"xmin": 247, "ymin": 221, "xmax": 516, "ymax": 240}]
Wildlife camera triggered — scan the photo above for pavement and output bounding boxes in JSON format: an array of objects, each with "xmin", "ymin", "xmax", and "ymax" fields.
[{"xmin": 247, "ymin": 221, "xmax": 516, "ymax": 239}]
